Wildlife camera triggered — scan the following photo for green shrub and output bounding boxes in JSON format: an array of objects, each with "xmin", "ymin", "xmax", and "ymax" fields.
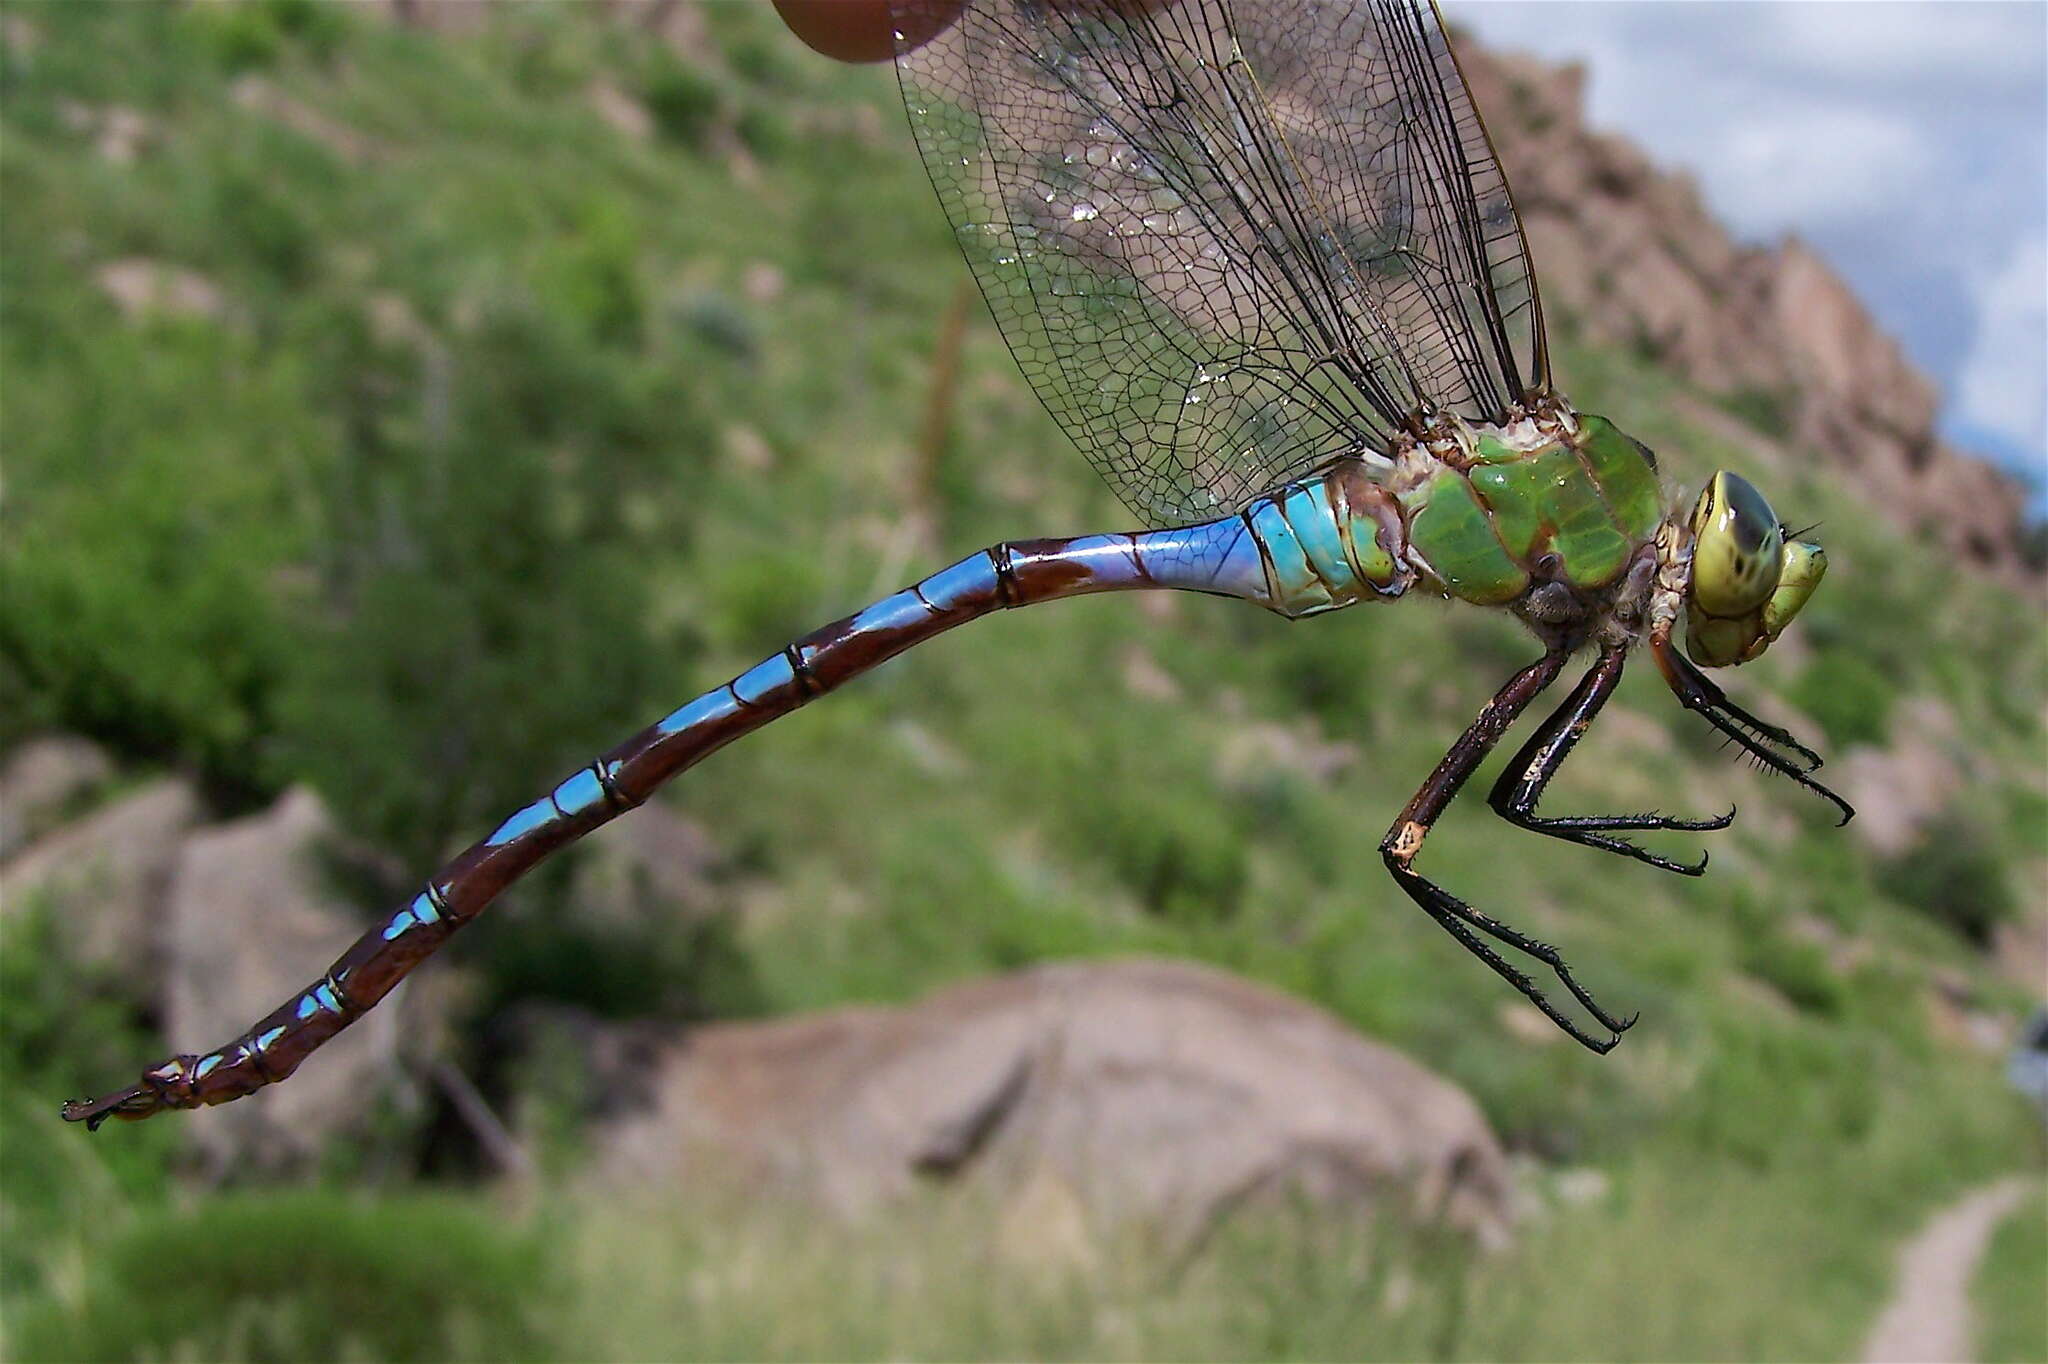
[
  {"xmin": 642, "ymin": 58, "xmax": 721, "ymax": 148},
  {"xmin": 0, "ymin": 909, "xmax": 161, "ymax": 1107},
  {"xmin": 532, "ymin": 198, "xmax": 647, "ymax": 347},
  {"xmin": 2019, "ymin": 518, "xmax": 2048, "ymax": 573},
  {"xmin": 1678, "ymin": 1024, "xmax": 1880, "ymax": 1167},
  {"xmin": 182, "ymin": 1, "xmax": 283, "ymax": 72},
  {"xmin": 270, "ymin": 299, "xmax": 693, "ymax": 868},
  {"xmin": 1740, "ymin": 930, "xmax": 1847, "ymax": 1017},
  {"xmin": 0, "ymin": 315, "xmax": 309, "ymax": 800},
  {"xmin": 0, "ymin": 909, "xmax": 181, "ymax": 1295},
  {"xmin": 1789, "ymin": 651, "xmax": 1897, "ymax": 750},
  {"xmin": 7, "ymin": 1192, "xmax": 553, "ymax": 1363},
  {"xmin": 1125, "ymin": 820, "xmax": 1249, "ymax": 925},
  {"xmin": 1717, "ymin": 385, "xmax": 1794, "ymax": 436},
  {"xmin": 477, "ymin": 871, "xmax": 768, "ymax": 1024},
  {"xmin": 736, "ymin": 103, "xmax": 795, "ymax": 161},
  {"xmin": 1082, "ymin": 782, "xmax": 1249, "ymax": 927},
  {"xmin": 1883, "ymin": 814, "xmax": 2016, "ymax": 945}
]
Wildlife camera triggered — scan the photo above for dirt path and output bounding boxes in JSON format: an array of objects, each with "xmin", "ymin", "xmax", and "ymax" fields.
[{"xmin": 1860, "ymin": 1175, "xmax": 2034, "ymax": 1364}]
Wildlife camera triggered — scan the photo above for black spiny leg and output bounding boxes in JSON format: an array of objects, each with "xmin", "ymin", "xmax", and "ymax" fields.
[
  {"xmin": 1489, "ymin": 645, "xmax": 1735, "ymax": 876},
  {"xmin": 1379, "ymin": 651, "xmax": 1635, "ymax": 1054},
  {"xmin": 1650, "ymin": 627, "xmax": 1855, "ymax": 825}
]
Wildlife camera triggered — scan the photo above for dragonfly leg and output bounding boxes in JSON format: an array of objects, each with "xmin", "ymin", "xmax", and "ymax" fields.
[
  {"xmin": 1378, "ymin": 651, "xmax": 1635, "ymax": 1053},
  {"xmin": 1488, "ymin": 645, "xmax": 1733, "ymax": 877},
  {"xmin": 1649, "ymin": 626, "xmax": 1855, "ymax": 825}
]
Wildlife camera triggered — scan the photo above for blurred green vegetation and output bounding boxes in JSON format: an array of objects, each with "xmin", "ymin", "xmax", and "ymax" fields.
[
  {"xmin": 7, "ymin": 1190, "xmax": 553, "ymax": 1363},
  {"xmin": 1973, "ymin": 1182, "xmax": 2048, "ymax": 1364},
  {"xmin": 1882, "ymin": 810, "xmax": 2019, "ymax": 947},
  {"xmin": 2, "ymin": 2, "xmax": 2043, "ymax": 1360}
]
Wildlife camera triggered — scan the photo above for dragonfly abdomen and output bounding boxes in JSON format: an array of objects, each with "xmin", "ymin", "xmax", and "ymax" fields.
[
  {"xmin": 1240, "ymin": 461, "xmax": 1413, "ymax": 618},
  {"xmin": 63, "ymin": 516, "xmax": 1377, "ymax": 1127}
]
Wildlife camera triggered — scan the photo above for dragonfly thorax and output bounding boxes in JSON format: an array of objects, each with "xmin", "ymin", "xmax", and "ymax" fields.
[{"xmin": 1387, "ymin": 401, "xmax": 1667, "ymax": 628}]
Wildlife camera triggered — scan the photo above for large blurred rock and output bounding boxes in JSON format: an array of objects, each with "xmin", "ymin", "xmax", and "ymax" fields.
[
  {"xmin": 0, "ymin": 735, "xmax": 115, "ymax": 860},
  {"xmin": 1993, "ymin": 904, "xmax": 2048, "ymax": 1003},
  {"xmin": 1838, "ymin": 698, "xmax": 1971, "ymax": 858},
  {"xmin": 164, "ymin": 787, "xmax": 416, "ymax": 1176},
  {"xmin": 594, "ymin": 958, "xmax": 1514, "ymax": 1257},
  {"xmin": 95, "ymin": 258, "xmax": 225, "ymax": 324},
  {"xmin": 569, "ymin": 798, "xmax": 718, "ymax": 931},
  {"xmin": 1, "ymin": 775, "xmax": 201, "ymax": 985}
]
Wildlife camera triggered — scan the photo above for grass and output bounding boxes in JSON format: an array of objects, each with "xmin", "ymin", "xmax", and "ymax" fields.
[
  {"xmin": 1974, "ymin": 1179, "xmax": 2048, "ymax": 1364},
  {"xmin": 6, "ymin": 1190, "xmax": 554, "ymax": 1363},
  {"xmin": 548, "ymin": 1105, "xmax": 2032, "ymax": 1363}
]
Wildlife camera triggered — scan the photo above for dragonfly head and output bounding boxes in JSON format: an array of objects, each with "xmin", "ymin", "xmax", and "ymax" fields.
[{"xmin": 1683, "ymin": 471, "xmax": 1826, "ymax": 667}]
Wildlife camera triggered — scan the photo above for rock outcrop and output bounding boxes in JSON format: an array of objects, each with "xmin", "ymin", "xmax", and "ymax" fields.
[
  {"xmin": 592, "ymin": 957, "xmax": 1515, "ymax": 1259},
  {"xmin": 2, "ymin": 774, "xmax": 202, "ymax": 984},
  {"xmin": 0, "ymin": 734, "xmax": 115, "ymax": 860},
  {"xmin": 3, "ymin": 758, "xmax": 461, "ymax": 1175}
]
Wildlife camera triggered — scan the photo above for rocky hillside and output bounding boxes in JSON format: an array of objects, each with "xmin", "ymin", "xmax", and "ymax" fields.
[{"xmin": 1458, "ymin": 43, "xmax": 2036, "ymax": 582}]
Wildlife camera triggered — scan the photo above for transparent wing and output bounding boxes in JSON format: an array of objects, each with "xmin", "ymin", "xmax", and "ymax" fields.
[{"xmin": 892, "ymin": 0, "xmax": 1549, "ymax": 526}]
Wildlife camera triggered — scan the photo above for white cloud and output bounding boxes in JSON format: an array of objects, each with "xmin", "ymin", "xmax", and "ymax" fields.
[
  {"xmin": 1760, "ymin": 3, "xmax": 2042, "ymax": 90},
  {"xmin": 1955, "ymin": 234, "xmax": 2048, "ymax": 463},
  {"xmin": 1687, "ymin": 104, "xmax": 1933, "ymax": 236}
]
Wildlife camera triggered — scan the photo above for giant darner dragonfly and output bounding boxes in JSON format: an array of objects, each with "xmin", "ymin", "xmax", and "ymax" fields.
[{"xmin": 67, "ymin": 0, "xmax": 1852, "ymax": 1131}]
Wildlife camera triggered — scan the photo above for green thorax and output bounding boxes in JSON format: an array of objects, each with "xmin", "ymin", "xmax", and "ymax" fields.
[{"xmin": 1400, "ymin": 410, "xmax": 1665, "ymax": 606}]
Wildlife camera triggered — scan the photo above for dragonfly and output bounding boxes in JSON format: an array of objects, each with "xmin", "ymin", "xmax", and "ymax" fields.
[{"xmin": 66, "ymin": 0, "xmax": 1852, "ymax": 1130}]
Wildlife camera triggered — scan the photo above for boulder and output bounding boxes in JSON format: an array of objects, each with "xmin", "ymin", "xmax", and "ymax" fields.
[
  {"xmin": 0, "ymin": 735, "xmax": 114, "ymax": 860},
  {"xmin": 56, "ymin": 98, "xmax": 158, "ymax": 164},
  {"xmin": 587, "ymin": 79, "xmax": 654, "ymax": 141},
  {"xmin": 1993, "ymin": 903, "xmax": 2047, "ymax": 1003},
  {"xmin": 569, "ymin": 798, "xmax": 718, "ymax": 931},
  {"xmin": 593, "ymin": 958, "xmax": 1514, "ymax": 1258},
  {"xmin": 1, "ymin": 775, "xmax": 201, "ymax": 985},
  {"xmin": 95, "ymin": 258, "xmax": 226, "ymax": 324},
  {"xmin": 1838, "ymin": 697, "xmax": 1970, "ymax": 858}
]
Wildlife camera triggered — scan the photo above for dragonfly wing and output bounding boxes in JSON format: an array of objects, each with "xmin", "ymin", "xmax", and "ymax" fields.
[{"xmin": 892, "ymin": 0, "xmax": 1550, "ymax": 526}]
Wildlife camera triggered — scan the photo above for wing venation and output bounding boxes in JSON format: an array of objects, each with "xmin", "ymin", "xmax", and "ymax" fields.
[{"xmin": 893, "ymin": 0, "xmax": 1549, "ymax": 525}]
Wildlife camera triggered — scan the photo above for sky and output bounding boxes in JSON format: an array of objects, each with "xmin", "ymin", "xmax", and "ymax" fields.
[{"xmin": 1455, "ymin": 0, "xmax": 2048, "ymax": 497}]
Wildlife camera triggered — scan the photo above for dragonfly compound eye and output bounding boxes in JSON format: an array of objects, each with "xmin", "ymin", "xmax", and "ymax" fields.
[
  {"xmin": 1688, "ymin": 471, "xmax": 1784, "ymax": 619},
  {"xmin": 1684, "ymin": 473, "xmax": 1828, "ymax": 667},
  {"xmin": 1755, "ymin": 541, "xmax": 1827, "ymax": 652}
]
